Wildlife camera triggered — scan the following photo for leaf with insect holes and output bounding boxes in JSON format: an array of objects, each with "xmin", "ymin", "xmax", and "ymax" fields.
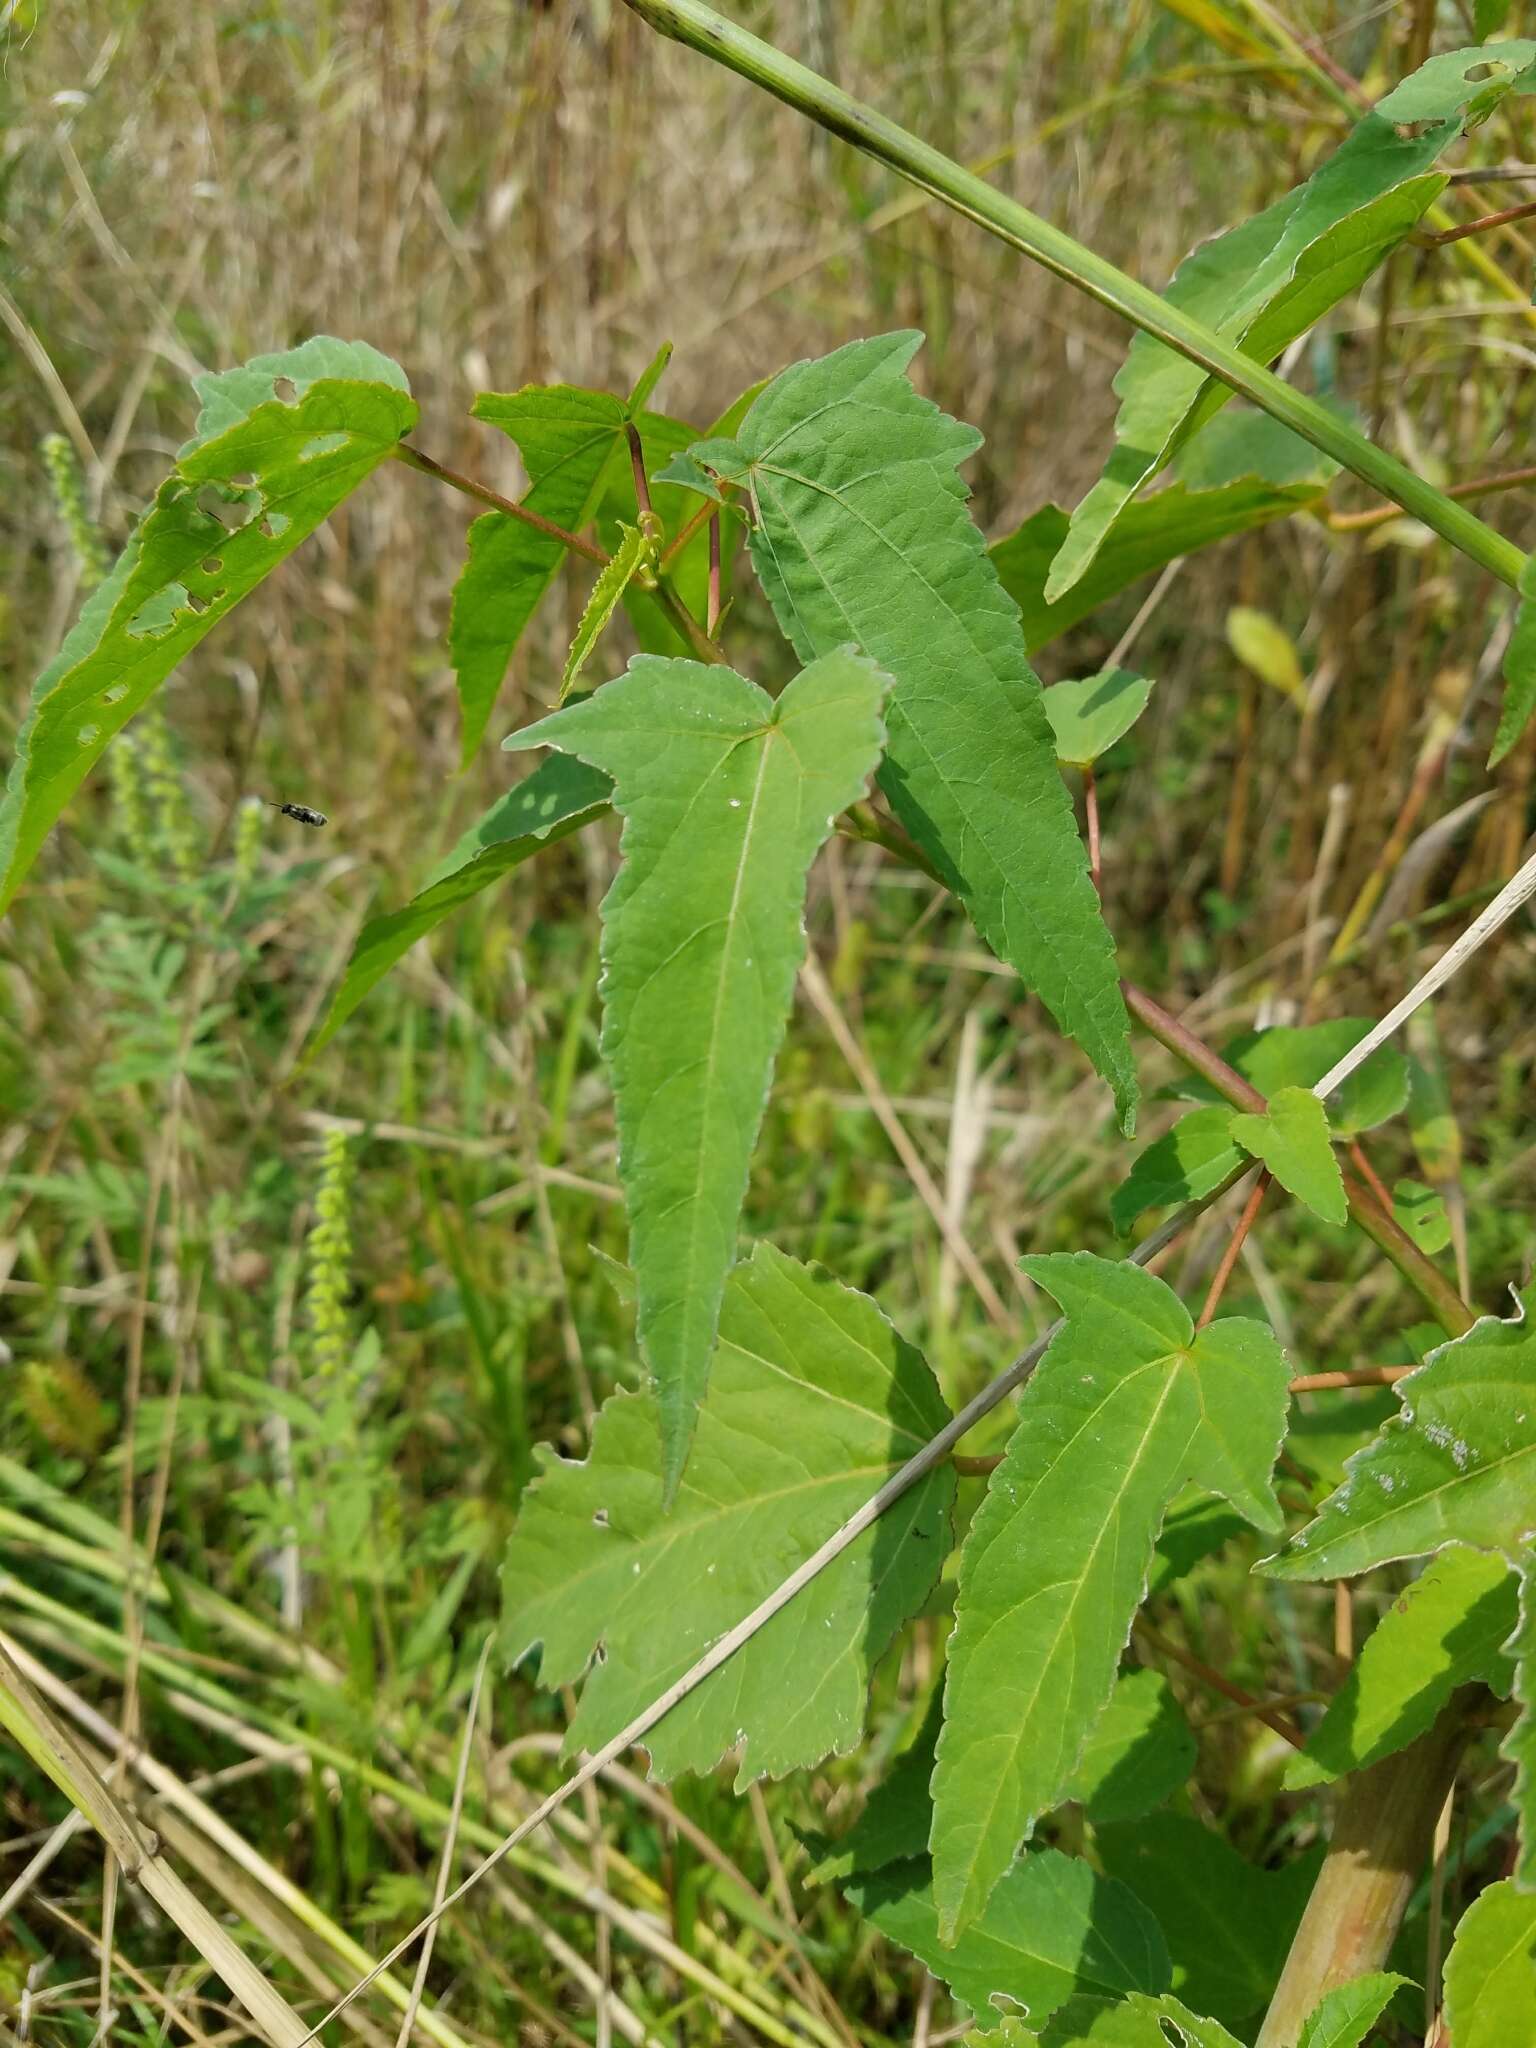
[
  {"xmin": 560, "ymin": 521, "xmax": 654, "ymax": 701},
  {"xmin": 303, "ymin": 752, "xmax": 611, "ymax": 1061},
  {"xmin": 505, "ymin": 650, "xmax": 889, "ymax": 1493},
  {"xmin": 1286, "ymin": 1543, "xmax": 1516, "ymax": 1790},
  {"xmin": 1263, "ymin": 1286, "xmax": 1536, "ymax": 1882},
  {"xmin": 1095, "ymin": 1817, "xmax": 1323, "ymax": 2028},
  {"xmin": 1109, "ymin": 1107, "xmax": 1246, "ymax": 1236},
  {"xmin": 1167, "ymin": 1017, "xmax": 1409, "ymax": 1139},
  {"xmin": 985, "ymin": 1995, "xmax": 1243, "ymax": 2047},
  {"xmin": 677, "ymin": 332, "xmax": 1137, "ymax": 1132},
  {"xmin": 1043, "ymin": 671, "xmax": 1155, "ymax": 769},
  {"xmin": 497, "ymin": 1242, "xmax": 953, "ymax": 1782},
  {"xmin": 448, "ymin": 345, "xmax": 673, "ymax": 763},
  {"xmin": 931, "ymin": 1254, "xmax": 1290, "ymax": 1940},
  {"xmin": 1491, "ymin": 559, "xmax": 1536, "ymax": 767},
  {"xmin": 1048, "ymin": 45, "xmax": 1536, "ymax": 600},
  {"xmin": 1393, "ymin": 1178, "xmax": 1452, "ymax": 1255},
  {"xmin": 0, "ymin": 337, "xmax": 415, "ymax": 912},
  {"xmin": 1229, "ymin": 1086, "xmax": 1347, "ymax": 1226},
  {"xmin": 1445, "ymin": 1880, "xmax": 1536, "ymax": 2046},
  {"xmin": 844, "ymin": 1848, "xmax": 1169, "ymax": 2024}
]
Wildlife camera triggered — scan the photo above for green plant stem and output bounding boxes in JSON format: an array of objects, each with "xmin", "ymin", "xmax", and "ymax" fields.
[
  {"xmin": 625, "ymin": 0, "xmax": 1528, "ymax": 591},
  {"xmin": 1119, "ymin": 981, "xmax": 1475, "ymax": 1337},
  {"xmin": 1255, "ymin": 1691, "xmax": 1479, "ymax": 2048}
]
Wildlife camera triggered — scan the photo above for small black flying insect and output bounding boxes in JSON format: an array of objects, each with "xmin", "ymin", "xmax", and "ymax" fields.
[{"xmin": 258, "ymin": 797, "xmax": 328, "ymax": 828}]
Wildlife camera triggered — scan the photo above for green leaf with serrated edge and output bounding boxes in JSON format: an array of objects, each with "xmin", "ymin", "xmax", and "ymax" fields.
[
  {"xmin": 302, "ymin": 753, "xmax": 610, "ymax": 1062},
  {"xmin": 1444, "ymin": 1880, "xmax": 1536, "ymax": 2046},
  {"xmin": 964, "ymin": 2021, "xmax": 1040, "ymax": 2048},
  {"xmin": 689, "ymin": 332, "xmax": 1137, "ymax": 1132},
  {"xmin": 506, "ymin": 651, "xmax": 889, "ymax": 1494},
  {"xmin": 1295, "ymin": 1973, "xmax": 1411, "ymax": 2048},
  {"xmin": 1047, "ymin": 45, "xmax": 1536, "ymax": 600},
  {"xmin": 560, "ymin": 522, "xmax": 652, "ymax": 701},
  {"xmin": 1229, "ymin": 1086, "xmax": 1347, "ymax": 1226},
  {"xmin": 1287, "ymin": 1545, "xmax": 1517, "ymax": 1790},
  {"xmin": 1110, "ymin": 1107, "xmax": 1243, "ymax": 1236},
  {"xmin": 0, "ymin": 338, "xmax": 415, "ymax": 911},
  {"xmin": 1013, "ymin": 1994, "xmax": 1243, "ymax": 2047},
  {"xmin": 1263, "ymin": 1285, "xmax": 1536, "ymax": 1882},
  {"xmin": 1168, "ymin": 1018, "xmax": 1409, "ymax": 1138},
  {"xmin": 1096, "ymin": 1816, "xmax": 1323, "ymax": 2027},
  {"xmin": 1063, "ymin": 1669, "xmax": 1195, "ymax": 1823},
  {"xmin": 1491, "ymin": 561, "xmax": 1536, "ymax": 767},
  {"xmin": 498, "ymin": 1242, "xmax": 952, "ymax": 1783},
  {"xmin": 1044, "ymin": 671, "xmax": 1155, "ymax": 769},
  {"xmin": 931, "ymin": 1254, "xmax": 1290, "ymax": 1939},
  {"xmin": 449, "ymin": 352, "xmax": 678, "ymax": 764},
  {"xmin": 805, "ymin": 1689, "xmax": 942, "ymax": 1884},
  {"xmin": 1393, "ymin": 1178, "xmax": 1452, "ymax": 1256},
  {"xmin": 845, "ymin": 1849, "xmax": 1169, "ymax": 2024}
]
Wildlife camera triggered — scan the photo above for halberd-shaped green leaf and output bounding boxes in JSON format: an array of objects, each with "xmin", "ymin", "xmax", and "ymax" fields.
[
  {"xmin": 1168, "ymin": 1017, "xmax": 1409, "ymax": 1138},
  {"xmin": 1044, "ymin": 671, "xmax": 1155, "ymax": 770},
  {"xmin": 1229, "ymin": 1086, "xmax": 1347, "ymax": 1227},
  {"xmin": 1, "ymin": 337, "xmax": 416, "ymax": 910},
  {"xmin": 498, "ymin": 1242, "xmax": 953, "ymax": 1782},
  {"xmin": 1295, "ymin": 1974, "xmax": 1411, "ymax": 2048},
  {"xmin": 1287, "ymin": 1544, "xmax": 1516, "ymax": 1790},
  {"xmin": 1094, "ymin": 1816, "xmax": 1323, "ymax": 2028},
  {"xmin": 1264, "ymin": 1287, "xmax": 1536, "ymax": 1880},
  {"xmin": 304, "ymin": 753, "xmax": 611, "ymax": 1061},
  {"xmin": 845, "ymin": 1848, "xmax": 1169, "ymax": 2024},
  {"xmin": 1049, "ymin": 45, "xmax": 1536, "ymax": 600},
  {"xmin": 931, "ymin": 1254, "xmax": 1290, "ymax": 1939},
  {"xmin": 1444, "ymin": 1880, "xmax": 1536, "ymax": 2046},
  {"xmin": 450, "ymin": 350, "xmax": 676, "ymax": 763},
  {"xmin": 506, "ymin": 650, "xmax": 889, "ymax": 1492},
  {"xmin": 1111, "ymin": 1107, "xmax": 1245, "ymax": 1236},
  {"xmin": 684, "ymin": 332, "xmax": 1137, "ymax": 1132}
]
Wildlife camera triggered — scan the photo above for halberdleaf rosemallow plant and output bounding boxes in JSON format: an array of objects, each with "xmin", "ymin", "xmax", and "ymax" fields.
[{"xmin": 9, "ymin": 12, "xmax": 1536, "ymax": 2045}]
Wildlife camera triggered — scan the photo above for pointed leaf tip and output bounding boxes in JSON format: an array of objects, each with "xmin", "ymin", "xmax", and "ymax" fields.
[{"xmin": 510, "ymin": 650, "xmax": 890, "ymax": 1489}]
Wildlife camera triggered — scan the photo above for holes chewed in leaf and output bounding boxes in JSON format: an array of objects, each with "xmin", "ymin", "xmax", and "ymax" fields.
[
  {"xmin": 272, "ymin": 375, "xmax": 298, "ymax": 402},
  {"xmin": 76, "ymin": 723, "xmax": 100, "ymax": 747}
]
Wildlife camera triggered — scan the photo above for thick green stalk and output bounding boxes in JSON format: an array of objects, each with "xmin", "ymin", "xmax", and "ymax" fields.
[{"xmin": 625, "ymin": 0, "xmax": 1527, "ymax": 591}]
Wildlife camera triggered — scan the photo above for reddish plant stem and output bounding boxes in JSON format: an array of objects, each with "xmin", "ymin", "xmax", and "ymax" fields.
[
  {"xmin": 1120, "ymin": 981, "xmax": 1475, "ymax": 1339},
  {"xmin": 707, "ymin": 513, "xmax": 722, "ymax": 637},
  {"xmin": 1417, "ymin": 196, "xmax": 1536, "ymax": 245},
  {"xmin": 393, "ymin": 442, "xmax": 607, "ymax": 565},
  {"xmin": 1289, "ymin": 1365, "xmax": 1415, "ymax": 1393},
  {"xmin": 1196, "ymin": 1171, "xmax": 1270, "ymax": 1329},
  {"xmin": 658, "ymin": 495, "xmax": 716, "ymax": 569},
  {"xmin": 1327, "ymin": 461, "xmax": 1536, "ymax": 533},
  {"xmin": 1132, "ymin": 1618, "xmax": 1304, "ymax": 1747},
  {"xmin": 1347, "ymin": 1138, "xmax": 1393, "ymax": 1214},
  {"xmin": 1083, "ymin": 765, "xmax": 1102, "ymax": 890},
  {"xmin": 625, "ymin": 422, "xmax": 653, "ymax": 517}
]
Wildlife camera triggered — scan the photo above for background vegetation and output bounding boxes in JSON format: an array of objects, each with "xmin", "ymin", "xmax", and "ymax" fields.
[{"xmin": 2, "ymin": 2, "xmax": 1534, "ymax": 2042}]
